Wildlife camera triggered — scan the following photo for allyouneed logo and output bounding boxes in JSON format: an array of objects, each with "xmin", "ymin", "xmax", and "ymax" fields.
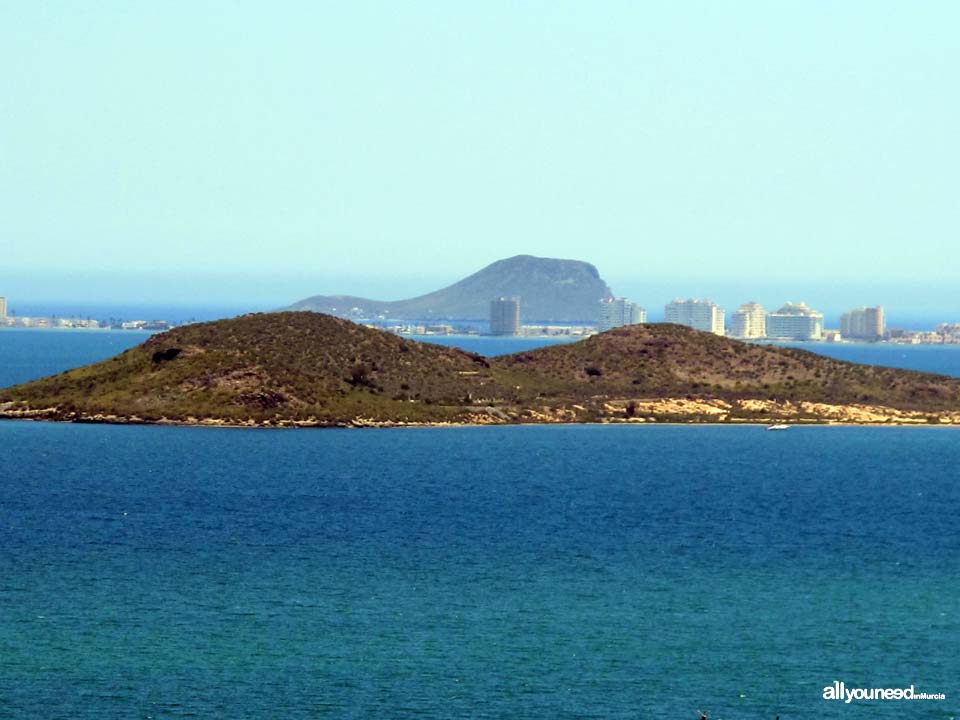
[{"xmin": 823, "ymin": 681, "xmax": 945, "ymax": 703}]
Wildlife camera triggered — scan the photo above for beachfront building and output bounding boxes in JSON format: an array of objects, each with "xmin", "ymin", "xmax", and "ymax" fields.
[
  {"xmin": 840, "ymin": 306, "xmax": 885, "ymax": 340},
  {"xmin": 664, "ymin": 299, "xmax": 725, "ymax": 336},
  {"xmin": 766, "ymin": 302, "xmax": 823, "ymax": 340},
  {"xmin": 729, "ymin": 302, "xmax": 767, "ymax": 339},
  {"xmin": 489, "ymin": 297, "xmax": 520, "ymax": 336},
  {"xmin": 0, "ymin": 296, "xmax": 5, "ymax": 320},
  {"xmin": 599, "ymin": 298, "xmax": 646, "ymax": 332}
]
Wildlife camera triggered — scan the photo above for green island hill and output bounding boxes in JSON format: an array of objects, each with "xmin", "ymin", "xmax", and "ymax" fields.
[{"xmin": 3, "ymin": 312, "xmax": 960, "ymax": 427}]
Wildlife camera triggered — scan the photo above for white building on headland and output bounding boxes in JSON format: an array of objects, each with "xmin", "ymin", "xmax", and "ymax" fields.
[
  {"xmin": 729, "ymin": 302, "xmax": 767, "ymax": 339},
  {"xmin": 840, "ymin": 306, "xmax": 885, "ymax": 340},
  {"xmin": 0, "ymin": 296, "xmax": 6, "ymax": 320},
  {"xmin": 664, "ymin": 299, "xmax": 725, "ymax": 336},
  {"xmin": 766, "ymin": 302, "xmax": 823, "ymax": 340},
  {"xmin": 599, "ymin": 298, "xmax": 646, "ymax": 332}
]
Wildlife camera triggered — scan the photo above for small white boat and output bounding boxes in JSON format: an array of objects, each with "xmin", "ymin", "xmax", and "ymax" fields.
[{"xmin": 766, "ymin": 423, "xmax": 790, "ymax": 431}]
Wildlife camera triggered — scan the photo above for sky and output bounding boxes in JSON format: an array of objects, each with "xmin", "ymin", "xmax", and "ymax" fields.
[{"xmin": 1, "ymin": 1, "xmax": 958, "ymax": 323}]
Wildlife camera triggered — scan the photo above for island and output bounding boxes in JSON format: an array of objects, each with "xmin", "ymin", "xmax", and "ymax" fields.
[{"xmin": 3, "ymin": 311, "xmax": 960, "ymax": 427}]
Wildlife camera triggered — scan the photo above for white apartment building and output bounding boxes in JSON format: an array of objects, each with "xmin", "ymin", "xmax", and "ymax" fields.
[
  {"xmin": 729, "ymin": 302, "xmax": 767, "ymax": 339},
  {"xmin": 664, "ymin": 299, "xmax": 725, "ymax": 336},
  {"xmin": 766, "ymin": 302, "xmax": 823, "ymax": 340},
  {"xmin": 840, "ymin": 306, "xmax": 885, "ymax": 340},
  {"xmin": 599, "ymin": 298, "xmax": 647, "ymax": 332}
]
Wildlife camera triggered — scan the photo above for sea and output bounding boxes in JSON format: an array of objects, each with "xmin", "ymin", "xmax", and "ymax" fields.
[{"xmin": 1, "ymin": 329, "xmax": 958, "ymax": 719}]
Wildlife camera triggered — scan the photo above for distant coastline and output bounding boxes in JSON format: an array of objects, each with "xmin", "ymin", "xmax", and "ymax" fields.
[
  {"xmin": 8, "ymin": 323, "xmax": 960, "ymax": 346},
  {"xmin": 8, "ymin": 314, "xmax": 960, "ymax": 351}
]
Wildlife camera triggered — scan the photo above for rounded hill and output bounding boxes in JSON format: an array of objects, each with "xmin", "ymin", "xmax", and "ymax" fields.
[
  {"xmin": 287, "ymin": 254, "xmax": 613, "ymax": 322},
  {"xmin": 3, "ymin": 313, "xmax": 960, "ymax": 426},
  {"xmin": 494, "ymin": 323, "xmax": 960, "ymax": 409}
]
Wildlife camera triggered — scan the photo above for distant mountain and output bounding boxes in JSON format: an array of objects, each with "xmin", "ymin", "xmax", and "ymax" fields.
[{"xmin": 286, "ymin": 255, "xmax": 614, "ymax": 322}]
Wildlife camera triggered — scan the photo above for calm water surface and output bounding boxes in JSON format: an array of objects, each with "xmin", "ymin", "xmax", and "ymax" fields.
[
  {"xmin": 1, "ymin": 330, "xmax": 959, "ymax": 718},
  {"xmin": 1, "ymin": 423, "xmax": 958, "ymax": 718},
  {"xmin": 0, "ymin": 329, "xmax": 151, "ymax": 388}
]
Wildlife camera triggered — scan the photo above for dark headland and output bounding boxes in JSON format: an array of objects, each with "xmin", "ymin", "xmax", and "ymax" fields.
[
  {"xmin": 286, "ymin": 254, "xmax": 614, "ymax": 323},
  {"xmin": 3, "ymin": 312, "xmax": 960, "ymax": 428}
]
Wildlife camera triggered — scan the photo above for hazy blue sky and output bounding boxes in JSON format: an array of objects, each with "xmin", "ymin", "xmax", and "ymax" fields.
[{"xmin": 1, "ymin": 1, "xmax": 958, "ymax": 320}]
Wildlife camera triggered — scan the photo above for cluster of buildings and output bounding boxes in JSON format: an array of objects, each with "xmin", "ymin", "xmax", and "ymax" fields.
[
  {"xmin": 664, "ymin": 299, "xmax": 884, "ymax": 342},
  {"xmin": 592, "ymin": 297, "xmax": 836, "ymax": 342},
  {"xmin": 729, "ymin": 301, "xmax": 827, "ymax": 341},
  {"xmin": 1, "ymin": 285, "xmax": 947, "ymax": 347},
  {"xmin": 487, "ymin": 296, "xmax": 636, "ymax": 337},
  {"xmin": 656, "ymin": 299, "xmax": 888, "ymax": 342},
  {"xmin": 886, "ymin": 324, "xmax": 960, "ymax": 345},
  {"xmin": 1, "ymin": 315, "xmax": 174, "ymax": 330},
  {"xmin": 1, "ymin": 298, "xmax": 102, "ymax": 328},
  {"xmin": 2, "ymin": 316, "xmax": 102, "ymax": 329},
  {"xmin": 116, "ymin": 320, "xmax": 173, "ymax": 331},
  {"xmin": 0, "ymin": 296, "xmax": 173, "ymax": 331},
  {"xmin": 482, "ymin": 297, "xmax": 627, "ymax": 337},
  {"xmin": 487, "ymin": 294, "xmax": 891, "ymax": 343},
  {"xmin": 386, "ymin": 323, "xmax": 463, "ymax": 336}
]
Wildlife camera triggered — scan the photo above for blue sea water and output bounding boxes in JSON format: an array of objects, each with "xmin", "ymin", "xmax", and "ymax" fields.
[
  {"xmin": 1, "ymin": 423, "xmax": 958, "ymax": 718},
  {"xmin": 411, "ymin": 334, "xmax": 581, "ymax": 358},
  {"xmin": 1, "ymin": 331, "xmax": 960, "ymax": 718},
  {"xmin": 0, "ymin": 329, "xmax": 151, "ymax": 389}
]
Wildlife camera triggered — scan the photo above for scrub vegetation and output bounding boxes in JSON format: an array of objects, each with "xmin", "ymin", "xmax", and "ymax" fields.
[{"xmin": 3, "ymin": 312, "xmax": 960, "ymax": 426}]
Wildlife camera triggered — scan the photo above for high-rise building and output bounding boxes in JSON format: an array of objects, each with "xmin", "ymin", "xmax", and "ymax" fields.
[
  {"xmin": 0, "ymin": 296, "xmax": 6, "ymax": 320},
  {"xmin": 489, "ymin": 297, "xmax": 520, "ymax": 336},
  {"xmin": 729, "ymin": 302, "xmax": 767, "ymax": 339},
  {"xmin": 840, "ymin": 306, "xmax": 885, "ymax": 340},
  {"xmin": 866, "ymin": 306, "xmax": 885, "ymax": 339},
  {"xmin": 664, "ymin": 299, "xmax": 725, "ymax": 336},
  {"xmin": 599, "ymin": 298, "xmax": 647, "ymax": 332},
  {"xmin": 766, "ymin": 302, "xmax": 823, "ymax": 340}
]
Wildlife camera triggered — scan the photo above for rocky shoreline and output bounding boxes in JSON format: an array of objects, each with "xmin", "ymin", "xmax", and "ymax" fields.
[{"xmin": 4, "ymin": 396, "xmax": 960, "ymax": 429}]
